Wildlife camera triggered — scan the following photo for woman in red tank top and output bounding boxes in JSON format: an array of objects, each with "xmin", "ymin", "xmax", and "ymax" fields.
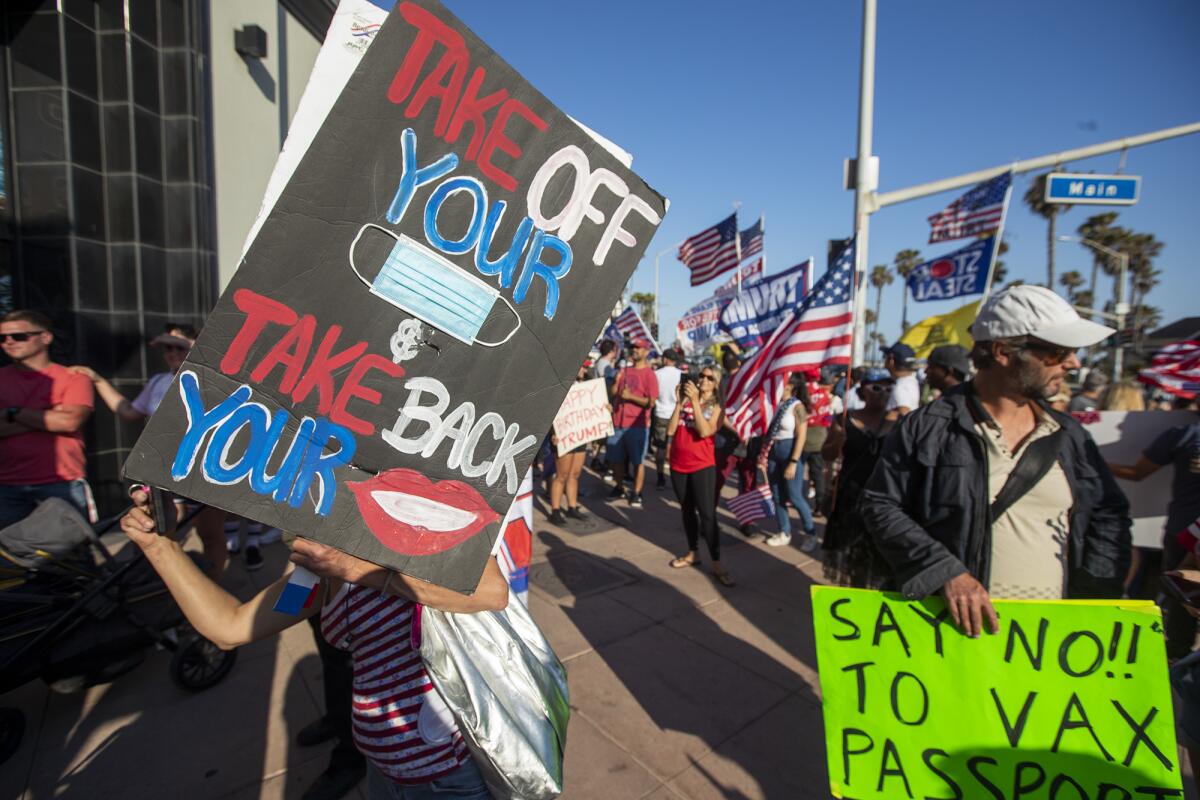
[{"xmin": 666, "ymin": 367, "xmax": 733, "ymax": 586}]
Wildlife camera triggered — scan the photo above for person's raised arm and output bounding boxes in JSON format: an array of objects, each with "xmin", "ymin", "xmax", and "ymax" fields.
[
  {"xmin": 69, "ymin": 366, "xmax": 145, "ymax": 423},
  {"xmin": 289, "ymin": 538, "xmax": 508, "ymax": 613},
  {"xmin": 121, "ymin": 490, "xmax": 315, "ymax": 650}
]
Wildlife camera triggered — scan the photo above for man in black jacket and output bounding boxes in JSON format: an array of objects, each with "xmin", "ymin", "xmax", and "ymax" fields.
[{"xmin": 862, "ymin": 285, "xmax": 1131, "ymax": 637}]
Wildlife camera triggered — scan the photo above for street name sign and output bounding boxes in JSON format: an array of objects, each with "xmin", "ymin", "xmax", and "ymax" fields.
[{"xmin": 1044, "ymin": 172, "xmax": 1140, "ymax": 205}]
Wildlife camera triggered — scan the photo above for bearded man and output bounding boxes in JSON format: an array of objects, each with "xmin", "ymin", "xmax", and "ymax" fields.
[{"xmin": 861, "ymin": 286, "xmax": 1131, "ymax": 637}]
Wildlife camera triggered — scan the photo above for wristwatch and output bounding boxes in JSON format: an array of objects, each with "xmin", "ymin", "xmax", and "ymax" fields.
[{"xmin": 6, "ymin": 407, "xmax": 19, "ymax": 424}]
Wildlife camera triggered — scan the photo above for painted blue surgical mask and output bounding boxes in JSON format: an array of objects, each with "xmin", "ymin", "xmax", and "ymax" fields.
[{"xmin": 349, "ymin": 224, "xmax": 520, "ymax": 347}]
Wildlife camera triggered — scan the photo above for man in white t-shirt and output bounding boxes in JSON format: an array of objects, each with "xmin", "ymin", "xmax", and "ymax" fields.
[
  {"xmin": 652, "ymin": 349, "xmax": 683, "ymax": 489},
  {"xmin": 883, "ymin": 342, "xmax": 920, "ymax": 417}
]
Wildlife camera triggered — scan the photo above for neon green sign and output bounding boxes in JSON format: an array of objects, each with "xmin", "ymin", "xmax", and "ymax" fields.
[{"xmin": 811, "ymin": 587, "xmax": 1183, "ymax": 799}]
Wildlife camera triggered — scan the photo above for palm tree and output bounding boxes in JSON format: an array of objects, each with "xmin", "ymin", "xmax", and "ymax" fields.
[
  {"xmin": 892, "ymin": 249, "xmax": 921, "ymax": 333},
  {"xmin": 869, "ymin": 265, "xmax": 894, "ymax": 346},
  {"xmin": 629, "ymin": 291, "xmax": 657, "ymax": 326},
  {"xmin": 863, "ymin": 308, "xmax": 878, "ymax": 355},
  {"xmin": 1024, "ymin": 172, "xmax": 1072, "ymax": 292},
  {"xmin": 1059, "ymin": 270, "xmax": 1085, "ymax": 303},
  {"xmin": 987, "ymin": 237, "xmax": 1010, "ymax": 290},
  {"xmin": 1076, "ymin": 212, "xmax": 1123, "ymax": 307}
]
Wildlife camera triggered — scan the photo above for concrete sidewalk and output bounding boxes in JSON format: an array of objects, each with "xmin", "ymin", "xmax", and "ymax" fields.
[{"xmin": 2, "ymin": 464, "xmax": 1192, "ymax": 799}]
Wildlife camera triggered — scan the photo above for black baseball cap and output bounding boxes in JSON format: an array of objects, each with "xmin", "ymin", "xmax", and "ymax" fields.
[
  {"xmin": 883, "ymin": 342, "xmax": 916, "ymax": 364},
  {"xmin": 927, "ymin": 345, "xmax": 970, "ymax": 378}
]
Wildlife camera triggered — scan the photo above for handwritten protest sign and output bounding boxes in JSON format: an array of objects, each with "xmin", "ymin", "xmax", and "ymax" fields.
[
  {"xmin": 552, "ymin": 379, "xmax": 612, "ymax": 456},
  {"xmin": 123, "ymin": 1, "xmax": 667, "ymax": 591},
  {"xmin": 812, "ymin": 587, "xmax": 1182, "ymax": 799}
]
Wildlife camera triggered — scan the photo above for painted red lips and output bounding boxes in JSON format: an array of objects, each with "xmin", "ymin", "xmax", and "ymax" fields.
[{"xmin": 347, "ymin": 469, "xmax": 500, "ymax": 557}]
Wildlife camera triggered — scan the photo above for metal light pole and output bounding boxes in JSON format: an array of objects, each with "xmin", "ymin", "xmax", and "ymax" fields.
[
  {"xmin": 652, "ymin": 241, "xmax": 684, "ymax": 342},
  {"xmin": 1058, "ymin": 235, "xmax": 1129, "ymax": 382},
  {"xmin": 850, "ymin": 0, "xmax": 878, "ymax": 366}
]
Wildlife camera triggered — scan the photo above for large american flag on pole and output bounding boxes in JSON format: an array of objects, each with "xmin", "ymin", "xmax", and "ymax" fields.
[
  {"xmin": 679, "ymin": 213, "xmax": 741, "ymax": 286},
  {"xmin": 725, "ymin": 241, "xmax": 855, "ymax": 439},
  {"xmin": 739, "ymin": 217, "xmax": 764, "ymax": 260},
  {"xmin": 1138, "ymin": 340, "xmax": 1200, "ymax": 399},
  {"xmin": 927, "ymin": 172, "xmax": 1012, "ymax": 243},
  {"xmin": 609, "ymin": 305, "xmax": 659, "ymax": 354}
]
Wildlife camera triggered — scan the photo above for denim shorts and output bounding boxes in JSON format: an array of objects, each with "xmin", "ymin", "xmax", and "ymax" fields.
[
  {"xmin": 366, "ymin": 759, "xmax": 490, "ymax": 800},
  {"xmin": 605, "ymin": 426, "xmax": 650, "ymax": 465}
]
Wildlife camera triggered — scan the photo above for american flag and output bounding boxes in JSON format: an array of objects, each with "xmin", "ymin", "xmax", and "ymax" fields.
[
  {"xmin": 927, "ymin": 172, "xmax": 1012, "ymax": 244},
  {"xmin": 679, "ymin": 213, "xmax": 741, "ymax": 286},
  {"xmin": 739, "ymin": 218, "xmax": 764, "ymax": 259},
  {"xmin": 725, "ymin": 484, "xmax": 775, "ymax": 527},
  {"xmin": 1138, "ymin": 340, "xmax": 1200, "ymax": 399},
  {"xmin": 725, "ymin": 241, "xmax": 855, "ymax": 439},
  {"xmin": 715, "ymin": 258, "xmax": 765, "ymax": 296},
  {"xmin": 610, "ymin": 305, "xmax": 658, "ymax": 354}
]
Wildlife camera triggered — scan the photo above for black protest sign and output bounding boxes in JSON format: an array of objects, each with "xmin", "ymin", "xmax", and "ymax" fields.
[{"xmin": 124, "ymin": 1, "xmax": 667, "ymax": 591}]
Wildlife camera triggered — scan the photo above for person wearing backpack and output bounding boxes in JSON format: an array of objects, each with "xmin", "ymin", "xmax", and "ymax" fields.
[{"xmin": 861, "ymin": 286, "xmax": 1132, "ymax": 637}]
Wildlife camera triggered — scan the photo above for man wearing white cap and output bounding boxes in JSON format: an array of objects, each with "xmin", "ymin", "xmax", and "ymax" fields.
[{"xmin": 862, "ymin": 285, "xmax": 1131, "ymax": 636}]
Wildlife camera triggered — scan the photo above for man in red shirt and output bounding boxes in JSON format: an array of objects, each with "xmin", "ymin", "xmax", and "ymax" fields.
[
  {"xmin": 0, "ymin": 310, "xmax": 95, "ymax": 528},
  {"xmin": 606, "ymin": 338, "xmax": 659, "ymax": 509}
]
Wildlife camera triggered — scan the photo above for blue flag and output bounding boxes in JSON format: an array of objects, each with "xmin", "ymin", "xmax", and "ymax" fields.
[
  {"xmin": 906, "ymin": 237, "xmax": 996, "ymax": 303},
  {"xmin": 718, "ymin": 260, "xmax": 812, "ymax": 348}
]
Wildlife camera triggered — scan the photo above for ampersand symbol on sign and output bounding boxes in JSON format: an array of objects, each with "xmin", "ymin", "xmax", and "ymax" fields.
[{"xmin": 389, "ymin": 318, "xmax": 426, "ymax": 363}]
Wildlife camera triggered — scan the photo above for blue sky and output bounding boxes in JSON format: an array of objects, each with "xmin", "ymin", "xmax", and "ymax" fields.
[{"xmin": 447, "ymin": 0, "xmax": 1200, "ymax": 353}]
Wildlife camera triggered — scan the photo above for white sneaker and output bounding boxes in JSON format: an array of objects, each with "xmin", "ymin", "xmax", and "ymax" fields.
[
  {"xmin": 799, "ymin": 534, "xmax": 819, "ymax": 553},
  {"xmin": 766, "ymin": 533, "xmax": 792, "ymax": 547}
]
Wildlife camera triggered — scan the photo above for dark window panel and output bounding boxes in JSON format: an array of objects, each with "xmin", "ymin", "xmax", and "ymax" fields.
[
  {"xmin": 162, "ymin": 117, "xmax": 191, "ymax": 182},
  {"xmin": 68, "ymin": 93, "xmax": 103, "ymax": 172},
  {"xmin": 109, "ymin": 244, "xmax": 139, "ymax": 311},
  {"xmin": 76, "ymin": 311, "xmax": 118, "ymax": 383},
  {"xmin": 136, "ymin": 178, "xmax": 164, "ymax": 247},
  {"xmin": 167, "ymin": 250, "xmax": 196, "ymax": 315},
  {"xmin": 96, "ymin": 0, "xmax": 125, "ymax": 32},
  {"xmin": 99, "ymin": 32, "xmax": 129, "ymax": 102},
  {"xmin": 9, "ymin": 12, "xmax": 61, "ymax": 88},
  {"xmin": 106, "ymin": 174, "xmax": 135, "ymax": 241},
  {"xmin": 133, "ymin": 107, "xmax": 162, "ymax": 180},
  {"xmin": 130, "ymin": 0, "xmax": 158, "ymax": 45},
  {"xmin": 13, "ymin": 90, "xmax": 65, "ymax": 163},
  {"xmin": 16, "ymin": 164, "xmax": 70, "ymax": 235},
  {"xmin": 83, "ymin": 375, "xmax": 118, "ymax": 450},
  {"xmin": 130, "ymin": 36, "xmax": 160, "ymax": 113},
  {"xmin": 63, "ymin": 0, "xmax": 97, "ymax": 28},
  {"xmin": 21, "ymin": 238, "xmax": 73, "ymax": 313},
  {"xmin": 161, "ymin": 50, "xmax": 189, "ymax": 116},
  {"xmin": 6, "ymin": 2, "xmax": 57, "ymax": 13},
  {"xmin": 163, "ymin": 184, "xmax": 195, "ymax": 249},
  {"xmin": 113, "ymin": 310, "xmax": 147, "ymax": 380},
  {"xmin": 64, "ymin": 16, "xmax": 99, "ymax": 99},
  {"xmin": 75, "ymin": 238, "xmax": 110, "ymax": 311},
  {"xmin": 102, "ymin": 104, "xmax": 132, "ymax": 172},
  {"xmin": 72, "ymin": 166, "xmax": 106, "ymax": 239},
  {"xmin": 139, "ymin": 244, "xmax": 167, "ymax": 312},
  {"xmin": 159, "ymin": 0, "xmax": 186, "ymax": 48}
]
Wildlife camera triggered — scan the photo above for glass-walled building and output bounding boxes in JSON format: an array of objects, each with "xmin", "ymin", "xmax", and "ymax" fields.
[{"xmin": 1, "ymin": 0, "xmax": 331, "ymax": 512}]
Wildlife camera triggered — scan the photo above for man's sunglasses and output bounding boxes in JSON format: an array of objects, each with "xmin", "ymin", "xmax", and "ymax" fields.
[
  {"xmin": 861, "ymin": 382, "xmax": 893, "ymax": 392},
  {"xmin": 0, "ymin": 330, "xmax": 46, "ymax": 343},
  {"xmin": 1017, "ymin": 340, "xmax": 1076, "ymax": 365}
]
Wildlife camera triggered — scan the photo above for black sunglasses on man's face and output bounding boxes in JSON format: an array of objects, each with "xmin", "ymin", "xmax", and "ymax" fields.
[{"xmin": 0, "ymin": 330, "xmax": 46, "ymax": 343}]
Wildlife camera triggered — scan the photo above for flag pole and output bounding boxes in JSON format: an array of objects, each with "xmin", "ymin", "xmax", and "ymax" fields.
[
  {"xmin": 978, "ymin": 170, "xmax": 1014, "ymax": 304},
  {"xmin": 653, "ymin": 239, "xmax": 685, "ymax": 339},
  {"xmin": 733, "ymin": 201, "xmax": 744, "ymax": 295}
]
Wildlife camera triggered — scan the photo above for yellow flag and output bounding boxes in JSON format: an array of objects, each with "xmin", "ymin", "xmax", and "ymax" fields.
[{"xmin": 899, "ymin": 300, "xmax": 980, "ymax": 359}]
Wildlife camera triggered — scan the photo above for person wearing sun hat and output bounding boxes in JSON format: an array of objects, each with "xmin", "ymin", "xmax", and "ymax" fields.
[{"xmin": 861, "ymin": 285, "xmax": 1131, "ymax": 636}]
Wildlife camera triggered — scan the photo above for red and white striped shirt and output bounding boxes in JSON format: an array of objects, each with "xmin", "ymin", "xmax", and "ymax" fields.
[{"xmin": 321, "ymin": 584, "xmax": 470, "ymax": 784}]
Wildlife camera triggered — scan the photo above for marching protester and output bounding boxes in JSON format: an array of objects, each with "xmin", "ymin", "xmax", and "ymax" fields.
[
  {"xmin": 760, "ymin": 372, "xmax": 818, "ymax": 551},
  {"xmin": 862, "ymin": 286, "xmax": 1131, "ymax": 636},
  {"xmin": 652, "ymin": 348, "xmax": 683, "ymax": 489},
  {"xmin": 1108, "ymin": 394, "xmax": 1200, "ymax": 659},
  {"xmin": 924, "ymin": 344, "xmax": 970, "ymax": 395},
  {"xmin": 548, "ymin": 364, "xmax": 593, "ymax": 525},
  {"xmin": 69, "ymin": 323, "xmax": 230, "ymax": 579},
  {"xmin": 883, "ymin": 343, "xmax": 920, "ymax": 417},
  {"xmin": 822, "ymin": 368, "xmax": 896, "ymax": 587},
  {"xmin": 0, "ymin": 310, "xmax": 95, "ymax": 528},
  {"xmin": 802, "ymin": 369, "xmax": 836, "ymax": 516},
  {"xmin": 666, "ymin": 365, "xmax": 734, "ymax": 587},
  {"xmin": 606, "ymin": 338, "xmax": 658, "ymax": 509},
  {"xmin": 119, "ymin": 489, "xmax": 507, "ymax": 799},
  {"xmin": 1068, "ymin": 370, "xmax": 1107, "ymax": 412}
]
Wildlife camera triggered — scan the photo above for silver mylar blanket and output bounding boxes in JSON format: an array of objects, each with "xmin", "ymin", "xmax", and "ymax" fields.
[{"xmin": 419, "ymin": 600, "xmax": 569, "ymax": 799}]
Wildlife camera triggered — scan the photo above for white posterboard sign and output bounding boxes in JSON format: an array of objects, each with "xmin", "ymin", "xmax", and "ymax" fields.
[
  {"xmin": 1076, "ymin": 410, "xmax": 1195, "ymax": 549},
  {"xmin": 553, "ymin": 379, "xmax": 613, "ymax": 457}
]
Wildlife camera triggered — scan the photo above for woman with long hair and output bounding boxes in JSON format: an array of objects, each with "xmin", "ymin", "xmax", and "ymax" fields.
[
  {"xmin": 822, "ymin": 367, "xmax": 896, "ymax": 587},
  {"xmin": 762, "ymin": 372, "xmax": 818, "ymax": 550},
  {"xmin": 666, "ymin": 366, "xmax": 734, "ymax": 586},
  {"xmin": 549, "ymin": 363, "xmax": 593, "ymax": 525}
]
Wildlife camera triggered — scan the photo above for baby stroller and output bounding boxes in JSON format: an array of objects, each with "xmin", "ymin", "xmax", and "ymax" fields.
[{"xmin": 0, "ymin": 498, "xmax": 237, "ymax": 699}]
